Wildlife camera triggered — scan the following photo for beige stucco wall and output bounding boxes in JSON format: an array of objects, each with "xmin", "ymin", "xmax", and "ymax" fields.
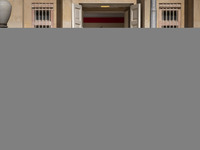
[
  {"xmin": 24, "ymin": 0, "xmax": 57, "ymax": 28},
  {"xmin": 194, "ymin": 0, "xmax": 200, "ymax": 27},
  {"xmin": 62, "ymin": 0, "xmax": 72, "ymax": 28},
  {"xmin": 143, "ymin": 0, "xmax": 150, "ymax": 28},
  {"xmin": 8, "ymin": 0, "xmax": 23, "ymax": 28}
]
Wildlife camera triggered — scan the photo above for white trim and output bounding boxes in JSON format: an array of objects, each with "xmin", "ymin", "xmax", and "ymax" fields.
[
  {"xmin": 138, "ymin": 3, "xmax": 141, "ymax": 28},
  {"xmin": 72, "ymin": 3, "xmax": 75, "ymax": 28}
]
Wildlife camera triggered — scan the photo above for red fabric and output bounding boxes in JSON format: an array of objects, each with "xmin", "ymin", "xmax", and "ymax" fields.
[{"xmin": 84, "ymin": 17, "xmax": 124, "ymax": 23}]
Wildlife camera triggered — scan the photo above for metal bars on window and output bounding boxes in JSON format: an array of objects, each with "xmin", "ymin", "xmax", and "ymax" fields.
[
  {"xmin": 32, "ymin": 3, "xmax": 54, "ymax": 28},
  {"xmin": 158, "ymin": 3, "xmax": 181, "ymax": 28}
]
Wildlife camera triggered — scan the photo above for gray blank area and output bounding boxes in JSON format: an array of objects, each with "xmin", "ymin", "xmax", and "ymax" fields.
[{"xmin": 0, "ymin": 29, "xmax": 200, "ymax": 150}]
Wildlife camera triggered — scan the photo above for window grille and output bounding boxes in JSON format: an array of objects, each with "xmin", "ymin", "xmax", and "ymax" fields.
[
  {"xmin": 32, "ymin": 3, "xmax": 54, "ymax": 28},
  {"xmin": 158, "ymin": 3, "xmax": 181, "ymax": 28}
]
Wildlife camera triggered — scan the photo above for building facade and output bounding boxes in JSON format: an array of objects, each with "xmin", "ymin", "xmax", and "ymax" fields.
[{"xmin": 7, "ymin": 0, "xmax": 200, "ymax": 28}]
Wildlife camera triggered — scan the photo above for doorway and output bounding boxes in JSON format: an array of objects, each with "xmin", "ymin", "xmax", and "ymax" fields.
[{"xmin": 72, "ymin": 3, "xmax": 141, "ymax": 28}]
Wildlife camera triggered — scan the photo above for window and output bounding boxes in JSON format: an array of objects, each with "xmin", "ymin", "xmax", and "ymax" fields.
[
  {"xmin": 159, "ymin": 3, "xmax": 181, "ymax": 28},
  {"xmin": 32, "ymin": 3, "xmax": 54, "ymax": 28}
]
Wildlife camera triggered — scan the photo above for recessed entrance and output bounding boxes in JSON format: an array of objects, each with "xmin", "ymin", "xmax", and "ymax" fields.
[
  {"xmin": 82, "ymin": 4, "xmax": 130, "ymax": 28},
  {"xmin": 72, "ymin": 3, "xmax": 141, "ymax": 28}
]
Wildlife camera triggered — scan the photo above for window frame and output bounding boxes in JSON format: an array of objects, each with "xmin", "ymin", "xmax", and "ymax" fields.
[
  {"xmin": 158, "ymin": 3, "xmax": 181, "ymax": 28},
  {"xmin": 32, "ymin": 3, "xmax": 54, "ymax": 28}
]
